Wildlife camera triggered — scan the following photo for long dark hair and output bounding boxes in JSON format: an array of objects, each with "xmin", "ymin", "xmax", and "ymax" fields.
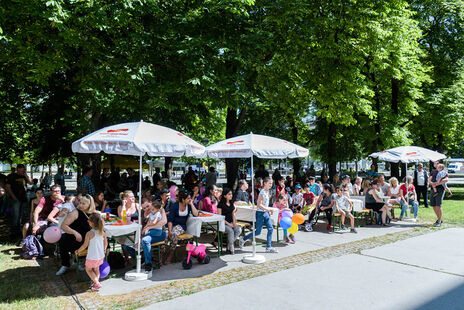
[
  {"xmin": 206, "ymin": 184, "xmax": 217, "ymax": 203},
  {"xmin": 220, "ymin": 187, "xmax": 233, "ymax": 204}
]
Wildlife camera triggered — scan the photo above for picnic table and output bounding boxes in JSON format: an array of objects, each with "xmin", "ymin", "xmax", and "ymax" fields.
[
  {"xmin": 104, "ymin": 217, "xmax": 141, "ymax": 247},
  {"xmin": 235, "ymin": 204, "xmax": 280, "ymax": 225}
]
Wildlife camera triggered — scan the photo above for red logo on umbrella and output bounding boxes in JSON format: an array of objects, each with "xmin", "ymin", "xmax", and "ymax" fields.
[
  {"xmin": 107, "ymin": 129, "xmax": 129, "ymax": 133},
  {"xmin": 227, "ymin": 140, "xmax": 244, "ymax": 144},
  {"xmin": 406, "ymin": 152, "xmax": 417, "ymax": 156}
]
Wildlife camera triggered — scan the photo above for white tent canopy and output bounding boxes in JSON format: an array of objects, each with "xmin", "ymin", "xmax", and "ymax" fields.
[
  {"xmin": 72, "ymin": 120, "xmax": 205, "ymax": 281},
  {"xmin": 72, "ymin": 120, "xmax": 206, "ymax": 158},
  {"xmin": 206, "ymin": 133, "xmax": 309, "ymax": 264},
  {"xmin": 370, "ymin": 146, "xmax": 446, "ymax": 163},
  {"xmin": 206, "ymin": 133, "xmax": 309, "ymax": 159}
]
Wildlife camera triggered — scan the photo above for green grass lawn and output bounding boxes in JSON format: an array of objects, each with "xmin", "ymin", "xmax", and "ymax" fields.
[{"xmin": 417, "ymin": 186, "xmax": 464, "ymax": 224}]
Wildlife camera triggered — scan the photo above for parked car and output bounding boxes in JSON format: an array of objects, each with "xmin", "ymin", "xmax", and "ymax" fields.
[{"xmin": 448, "ymin": 163, "xmax": 463, "ymax": 173}]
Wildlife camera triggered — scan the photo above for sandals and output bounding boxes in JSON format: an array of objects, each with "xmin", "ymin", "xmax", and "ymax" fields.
[{"xmin": 90, "ymin": 283, "xmax": 102, "ymax": 291}]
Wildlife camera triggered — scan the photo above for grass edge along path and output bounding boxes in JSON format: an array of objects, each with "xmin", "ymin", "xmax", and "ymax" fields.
[{"xmin": 77, "ymin": 225, "xmax": 449, "ymax": 310}]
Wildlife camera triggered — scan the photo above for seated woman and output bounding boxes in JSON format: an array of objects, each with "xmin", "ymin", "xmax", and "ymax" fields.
[
  {"xmin": 360, "ymin": 179, "xmax": 371, "ymax": 196},
  {"xmin": 117, "ymin": 190, "xmax": 140, "ymax": 221},
  {"xmin": 22, "ymin": 188, "xmax": 44, "ymax": 239},
  {"xmin": 141, "ymin": 200, "xmax": 167, "ymax": 272},
  {"xmin": 191, "ymin": 183, "xmax": 203, "ymax": 210},
  {"xmin": 365, "ymin": 181, "xmax": 396, "ymax": 226},
  {"xmin": 47, "ymin": 193, "xmax": 78, "ymax": 230},
  {"xmin": 94, "ymin": 190, "xmax": 109, "ymax": 213},
  {"xmin": 315, "ymin": 184, "xmax": 336, "ymax": 231},
  {"xmin": 234, "ymin": 180, "xmax": 250, "ymax": 205},
  {"xmin": 217, "ymin": 188, "xmax": 241, "ymax": 254},
  {"xmin": 165, "ymin": 190, "xmax": 199, "ymax": 264},
  {"xmin": 352, "ymin": 177, "xmax": 362, "ymax": 196},
  {"xmin": 201, "ymin": 185, "xmax": 218, "ymax": 213},
  {"xmin": 56, "ymin": 194, "xmax": 95, "ymax": 275},
  {"xmin": 31, "ymin": 185, "xmax": 64, "ymax": 236},
  {"xmin": 400, "ymin": 176, "xmax": 419, "ymax": 222},
  {"xmin": 386, "ymin": 177, "xmax": 408, "ymax": 220}
]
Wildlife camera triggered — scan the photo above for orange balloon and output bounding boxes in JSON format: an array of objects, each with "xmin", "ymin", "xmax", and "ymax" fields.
[{"xmin": 292, "ymin": 213, "xmax": 305, "ymax": 225}]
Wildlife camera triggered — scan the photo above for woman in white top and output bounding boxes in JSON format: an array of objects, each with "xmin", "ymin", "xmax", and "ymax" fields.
[{"xmin": 387, "ymin": 177, "xmax": 408, "ymax": 220}]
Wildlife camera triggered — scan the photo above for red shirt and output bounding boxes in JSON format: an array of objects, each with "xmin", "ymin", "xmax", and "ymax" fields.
[
  {"xmin": 400, "ymin": 184, "xmax": 415, "ymax": 195},
  {"xmin": 276, "ymin": 185, "xmax": 286, "ymax": 200},
  {"xmin": 303, "ymin": 192, "xmax": 316, "ymax": 205},
  {"xmin": 37, "ymin": 196, "xmax": 63, "ymax": 221},
  {"xmin": 201, "ymin": 196, "xmax": 217, "ymax": 214}
]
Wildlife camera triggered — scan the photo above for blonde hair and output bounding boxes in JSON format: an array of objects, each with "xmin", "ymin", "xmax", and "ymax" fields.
[
  {"xmin": 355, "ymin": 177, "xmax": 362, "ymax": 184},
  {"xmin": 80, "ymin": 194, "xmax": 96, "ymax": 214},
  {"xmin": 389, "ymin": 177, "xmax": 398, "ymax": 186},
  {"xmin": 437, "ymin": 164, "xmax": 445, "ymax": 170},
  {"xmin": 88, "ymin": 213, "xmax": 104, "ymax": 235},
  {"xmin": 361, "ymin": 179, "xmax": 370, "ymax": 189},
  {"xmin": 119, "ymin": 190, "xmax": 134, "ymax": 200}
]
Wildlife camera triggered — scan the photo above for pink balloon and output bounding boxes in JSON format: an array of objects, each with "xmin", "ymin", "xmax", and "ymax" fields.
[{"xmin": 43, "ymin": 226, "xmax": 62, "ymax": 243}]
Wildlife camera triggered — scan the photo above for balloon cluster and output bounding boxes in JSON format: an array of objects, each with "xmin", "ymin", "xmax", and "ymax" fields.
[{"xmin": 279, "ymin": 211, "xmax": 305, "ymax": 235}]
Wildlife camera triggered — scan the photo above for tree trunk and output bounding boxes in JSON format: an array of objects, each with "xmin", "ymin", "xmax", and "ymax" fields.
[
  {"xmin": 327, "ymin": 122, "xmax": 337, "ymax": 180},
  {"xmin": 290, "ymin": 118, "xmax": 301, "ymax": 182},
  {"xmin": 400, "ymin": 163, "xmax": 407, "ymax": 181},
  {"xmin": 225, "ymin": 107, "xmax": 246, "ymax": 188},
  {"xmin": 164, "ymin": 157, "xmax": 173, "ymax": 180},
  {"xmin": 391, "ymin": 162, "xmax": 400, "ymax": 179}
]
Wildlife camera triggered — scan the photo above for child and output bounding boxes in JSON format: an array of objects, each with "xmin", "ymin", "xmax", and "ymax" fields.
[
  {"xmin": 302, "ymin": 183, "xmax": 316, "ymax": 206},
  {"xmin": 75, "ymin": 213, "xmax": 108, "ymax": 291},
  {"xmin": 57, "ymin": 194, "xmax": 77, "ymax": 228},
  {"xmin": 433, "ymin": 164, "xmax": 452, "ymax": 197},
  {"xmin": 334, "ymin": 186, "xmax": 357, "ymax": 233},
  {"xmin": 291, "ymin": 184, "xmax": 304, "ymax": 213},
  {"xmin": 141, "ymin": 200, "xmax": 164, "ymax": 272},
  {"xmin": 342, "ymin": 183, "xmax": 351, "ymax": 198},
  {"xmin": 274, "ymin": 194, "xmax": 295, "ymax": 243}
]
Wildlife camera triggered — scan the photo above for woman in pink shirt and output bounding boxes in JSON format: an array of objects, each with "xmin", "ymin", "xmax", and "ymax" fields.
[{"xmin": 201, "ymin": 185, "xmax": 218, "ymax": 214}]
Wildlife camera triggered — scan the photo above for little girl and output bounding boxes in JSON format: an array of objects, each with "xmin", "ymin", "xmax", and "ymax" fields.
[
  {"xmin": 75, "ymin": 213, "xmax": 108, "ymax": 291},
  {"xmin": 274, "ymin": 194, "xmax": 295, "ymax": 243}
]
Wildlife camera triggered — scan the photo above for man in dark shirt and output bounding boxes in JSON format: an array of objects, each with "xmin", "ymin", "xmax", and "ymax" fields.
[
  {"xmin": 152, "ymin": 167, "xmax": 161, "ymax": 189},
  {"xmin": 428, "ymin": 161, "xmax": 447, "ymax": 227},
  {"xmin": 6, "ymin": 164, "xmax": 33, "ymax": 236},
  {"xmin": 254, "ymin": 165, "xmax": 269, "ymax": 180}
]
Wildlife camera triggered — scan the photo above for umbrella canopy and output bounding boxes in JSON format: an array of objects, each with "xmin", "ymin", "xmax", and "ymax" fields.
[
  {"xmin": 101, "ymin": 155, "xmax": 149, "ymax": 169},
  {"xmin": 370, "ymin": 146, "xmax": 446, "ymax": 163},
  {"xmin": 72, "ymin": 121, "xmax": 206, "ymax": 158},
  {"xmin": 206, "ymin": 133, "xmax": 309, "ymax": 159}
]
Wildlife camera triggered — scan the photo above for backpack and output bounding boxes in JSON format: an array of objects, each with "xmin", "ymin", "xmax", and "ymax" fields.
[
  {"xmin": 22, "ymin": 235, "xmax": 44, "ymax": 259},
  {"xmin": 107, "ymin": 251, "xmax": 125, "ymax": 269}
]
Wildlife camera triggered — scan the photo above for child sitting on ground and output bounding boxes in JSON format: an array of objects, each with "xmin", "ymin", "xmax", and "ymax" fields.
[
  {"xmin": 334, "ymin": 186, "xmax": 357, "ymax": 233},
  {"xmin": 433, "ymin": 164, "xmax": 452, "ymax": 197},
  {"xmin": 274, "ymin": 194, "xmax": 295, "ymax": 243},
  {"xmin": 75, "ymin": 213, "xmax": 107, "ymax": 291}
]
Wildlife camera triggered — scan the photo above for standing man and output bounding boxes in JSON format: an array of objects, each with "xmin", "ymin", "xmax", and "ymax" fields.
[
  {"xmin": 6, "ymin": 164, "xmax": 33, "ymax": 237},
  {"xmin": 79, "ymin": 167, "xmax": 95, "ymax": 196},
  {"xmin": 414, "ymin": 163, "xmax": 429, "ymax": 208},
  {"xmin": 152, "ymin": 167, "xmax": 161, "ymax": 189},
  {"xmin": 205, "ymin": 166, "xmax": 217, "ymax": 188},
  {"xmin": 54, "ymin": 167, "xmax": 66, "ymax": 193},
  {"xmin": 428, "ymin": 161, "xmax": 447, "ymax": 227}
]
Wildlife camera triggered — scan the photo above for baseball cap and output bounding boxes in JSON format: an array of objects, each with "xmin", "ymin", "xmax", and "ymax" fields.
[{"xmin": 295, "ymin": 185, "xmax": 302, "ymax": 189}]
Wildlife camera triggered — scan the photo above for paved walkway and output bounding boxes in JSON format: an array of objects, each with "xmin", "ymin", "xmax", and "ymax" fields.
[{"xmin": 142, "ymin": 228, "xmax": 464, "ymax": 310}]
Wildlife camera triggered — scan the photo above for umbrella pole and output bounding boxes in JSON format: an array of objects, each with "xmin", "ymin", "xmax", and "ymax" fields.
[
  {"xmin": 137, "ymin": 154, "xmax": 143, "ymax": 273},
  {"xmin": 251, "ymin": 155, "xmax": 256, "ymax": 256},
  {"xmin": 124, "ymin": 154, "xmax": 149, "ymax": 281}
]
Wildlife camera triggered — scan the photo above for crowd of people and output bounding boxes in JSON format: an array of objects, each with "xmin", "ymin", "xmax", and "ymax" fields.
[{"xmin": 0, "ymin": 160, "xmax": 450, "ymax": 289}]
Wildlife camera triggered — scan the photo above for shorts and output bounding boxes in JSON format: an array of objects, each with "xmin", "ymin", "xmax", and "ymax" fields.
[
  {"xmin": 365, "ymin": 202, "xmax": 384, "ymax": 212},
  {"xmin": 430, "ymin": 186, "xmax": 445, "ymax": 207},
  {"xmin": 85, "ymin": 258, "xmax": 103, "ymax": 268}
]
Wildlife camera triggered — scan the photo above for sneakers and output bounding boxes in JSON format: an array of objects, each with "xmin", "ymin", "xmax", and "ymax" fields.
[
  {"xmin": 228, "ymin": 243, "xmax": 235, "ymax": 255},
  {"xmin": 289, "ymin": 234, "xmax": 295, "ymax": 244},
  {"xmin": 56, "ymin": 266, "xmax": 69, "ymax": 276},
  {"xmin": 433, "ymin": 221, "xmax": 442, "ymax": 227},
  {"xmin": 284, "ymin": 235, "xmax": 290, "ymax": 243},
  {"xmin": 265, "ymin": 247, "xmax": 279, "ymax": 253},
  {"xmin": 327, "ymin": 224, "xmax": 332, "ymax": 231},
  {"xmin": 350, "ymin": 228, "xmax": 357, "ymax": 233},
  {"xmin": 145, "ymin": 263, "xmax": 152, "ymax": 272},
  {"xmin": 238, "ymin": 236, "xmax": 247, "ymax": 249},
  {"xmin": 341, "ymin": 225, "xmax": 346, "ymax": 230}
]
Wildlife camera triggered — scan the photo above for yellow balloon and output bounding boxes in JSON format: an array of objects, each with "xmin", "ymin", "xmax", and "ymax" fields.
[{"xmin": 288, "ymin": 222, "xmax": 298, "ymax": 234}]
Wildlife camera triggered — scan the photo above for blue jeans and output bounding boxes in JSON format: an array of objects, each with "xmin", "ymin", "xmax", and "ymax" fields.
[
  {"xmin": 244, "ymin": 210, "xmax": 273, "ymax": 248},
  {"xmin": 142, "ymin": 230, "xmax": 166, "ymax": 264},
  {"xmin": 399, "ymin": 200, "xmax": 409, "ymax": 218},
  {"xmin": 11, "ymin": 200, "xmax": 27, "ymax": 233},
  {"xmin": 409, "ymin": 201, "xmax": 419, "ymax": 218}
]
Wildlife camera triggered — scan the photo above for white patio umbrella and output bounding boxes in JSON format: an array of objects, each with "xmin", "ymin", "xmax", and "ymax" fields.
[
  {"xmin": 370, "ymin": 146, "xmax": 446, "ymax": 163},
  {"xmin": 206, "ymin": 133, "xmax": 309, "ymax": 264},
  {"xmin": 72, "ymin": 120, "xmax": 205, "ymax": 280}
]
